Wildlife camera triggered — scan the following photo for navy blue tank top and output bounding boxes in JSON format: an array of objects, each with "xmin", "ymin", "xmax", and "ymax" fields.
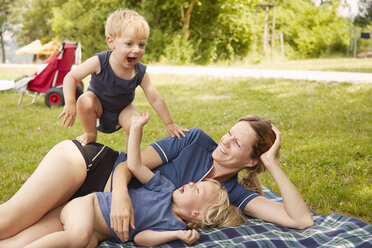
[{"xmin": 87, "ymin": 50, "xmax": 146, "ymax": 112}]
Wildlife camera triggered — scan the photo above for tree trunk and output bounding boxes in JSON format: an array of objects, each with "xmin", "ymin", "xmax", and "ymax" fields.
[
  {"xmin": 180, "ymin": 0, "xmax": 195, "ymax": 40},
  {"xmin": 0, "ymin": 30, "xmax": 5, "ymax": 63}
]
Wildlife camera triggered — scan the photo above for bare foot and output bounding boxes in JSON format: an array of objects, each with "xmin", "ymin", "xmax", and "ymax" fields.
[{"xmin": 76, "ymin": 132, "xmax": 97, "ymax": 146}]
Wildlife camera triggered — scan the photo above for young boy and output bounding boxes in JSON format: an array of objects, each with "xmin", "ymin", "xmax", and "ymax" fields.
[
  {"xmin": 58, "ymin": 9, "xmax": 188, "ymax": 146},
  {"xmin": 23, "ymin": 113, "xmax": 243, "ymax": 248}
]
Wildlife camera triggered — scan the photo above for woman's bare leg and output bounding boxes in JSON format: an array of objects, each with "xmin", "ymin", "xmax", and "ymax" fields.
[
  {"xmin": 0, "ymin": 140, "xmax": 87, "ymax": 239},
  {"xmin": 118, "ymin": 103, "xmax": 139, "ymax": 151},
  {"xmin": 76, "ymin": 91, "xmax": 103, "ymax": 146},
  {"xmin": 0, "ymin": 205, "xmax": 64, "ymax": 248}
]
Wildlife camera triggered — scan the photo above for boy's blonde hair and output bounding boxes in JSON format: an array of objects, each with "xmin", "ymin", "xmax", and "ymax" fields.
[
  {"xmin": 187, "ymin": 178, "xmax": 246, "ymax": 229},
  {"xmin": 105, "ymin": 9, "xmax": 150, "ymax": 40}
]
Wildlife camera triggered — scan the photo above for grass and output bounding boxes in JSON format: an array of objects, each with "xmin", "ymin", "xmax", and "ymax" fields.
[
  {"xmin": 214, "ymin": 57, "xmax": 372, "ymax": 73},
  {"xmin": 0, "ymin": 60, "xmax": 371, "ymax": 224}
]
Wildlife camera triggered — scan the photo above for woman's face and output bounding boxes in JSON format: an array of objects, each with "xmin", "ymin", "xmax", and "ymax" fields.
[{"xmin": 212, "ymin": 121, "xmax": 257, "ymax": 171}]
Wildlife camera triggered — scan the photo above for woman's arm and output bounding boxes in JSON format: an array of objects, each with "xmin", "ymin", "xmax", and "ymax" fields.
[
  {"xmin": 244, "ymin": 125, "xmax": 313, "ymax": 229},
  {"xmin": 134, "ymin": 229, "xmax": 200, "ymax": 247},
  {"xmin": 110, "ymin": 146, "xmax": 164, "ymax": 241}
]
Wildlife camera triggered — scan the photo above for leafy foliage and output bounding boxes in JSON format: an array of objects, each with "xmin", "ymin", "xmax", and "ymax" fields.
[
  {"xmin": 50, "ymin": 0, "xmax": 124, "ymax": 58},
  {"xmin": 354, "ymin": 0, "xmax": 372, "ymax": 27},
  {"xmin": 272, "ymin": 0, "xmax": 349, "ymax": 58},
  {"xmin": 0, "ymin": 0, "xmax": 13, "ymax": 62},
  {"xmin": 4, "ymin": 0, "xmax": 359, "ymax": 62},
  {"xmin": 8, "ymin": 0, "xmax": 64, "ymax": 45}
]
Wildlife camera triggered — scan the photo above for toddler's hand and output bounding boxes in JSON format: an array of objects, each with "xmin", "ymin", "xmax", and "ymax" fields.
[
  {"xmin": 166, "ymin": 123, "xmax": 189, "ymax": 139},
  {"xmin": 58, "ymin": 103, "xmax": 76, "ymax": 127},
  {"xmin": 177, "ymin": 229, "xmax": 199, "ymax": 245},
  {"xmin": 130, "ymin": 112, "xmax": 150, "ymax": 128}
]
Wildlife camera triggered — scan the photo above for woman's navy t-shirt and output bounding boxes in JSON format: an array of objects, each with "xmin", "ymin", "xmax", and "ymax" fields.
[{"xmin": 113, "ymin": 128, "xmax": 259, "ymax": 210}]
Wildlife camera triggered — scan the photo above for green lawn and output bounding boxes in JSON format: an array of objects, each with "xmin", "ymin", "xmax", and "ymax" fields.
[
  {"xmin": 221, "ymin": 57, "xmax": 372, "ymax": 73},
  {"xmin": 0, "ymin": 61, "xmax": 371, "ymax": 224}
]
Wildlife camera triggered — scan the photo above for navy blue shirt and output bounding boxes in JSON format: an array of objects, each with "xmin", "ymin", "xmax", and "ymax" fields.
[
  {"xmin": 87, "ymin": 50, "xmax": 146, "ymax": 113},
  {"xmin": 87, "ymin": 50, "xmax": 146, "ymax": 133},
  {"xmin": 97, "ymin": 172, "xmax": 185, "ymax": 243},
  {"xmin": 113, "ymin": 129, "xmax": 259, "ymax": 210}
]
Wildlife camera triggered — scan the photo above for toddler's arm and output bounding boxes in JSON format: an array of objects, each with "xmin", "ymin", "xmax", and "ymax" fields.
[
  {"xmin": 134, "ymin": 229, "xmax": 199, "ymax": 246},
  {"xmin": 58, "ymin": 56, "xmax": 100, "ymax": 127},
  {"xmin": 139, "ymin": 73, "xmax": 189, "ymax": 139},
  {"xmin": 127, "ymin": 112, "xmax": 154, "ymax": 184}
]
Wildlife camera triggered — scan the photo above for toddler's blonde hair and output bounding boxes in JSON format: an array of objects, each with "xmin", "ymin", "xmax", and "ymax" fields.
[
  {"xmin": 187, "ymin": 178, "xmax": 246, "ymax": 229},
  {"xmin": 105, "ymin": 9, "xmax": 150, "ymax": 40}
]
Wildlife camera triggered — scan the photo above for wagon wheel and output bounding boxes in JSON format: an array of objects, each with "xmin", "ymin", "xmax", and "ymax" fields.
[
  {"xmin": 45, "ymin": 87, "xmax": 64, "ymax": 107},
  {"xmin": 77, "ymin": 81, "xmax": 85, "ymax": 90}
]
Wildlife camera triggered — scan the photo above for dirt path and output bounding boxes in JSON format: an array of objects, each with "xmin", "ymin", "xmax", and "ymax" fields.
[
  {"xmin": 1, "ymin": 64, "xmax": 372, "ymax": 85},
  {"xmin": 147, "ymin": 66, "xmax": 372, "ymax": 84}
]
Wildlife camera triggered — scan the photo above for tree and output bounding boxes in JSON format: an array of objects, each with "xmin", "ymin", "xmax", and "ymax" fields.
[
  {"xmin": 180, "ymin": 0, "xmax": 195, "ymax": 40},
  {"xmin": 8, "ymin": 0, "xmax": 352, "ymax": 63},
  {"xmin": 354, "ymin": 0, "xmax": 372, "ymax": 27},
  {"xmin": 0, "ymin": 0, "xmax": 12, "ymax": 63},
  {"xmin": 141, "ymin": 0, "xmax": 257, "ymax": 64},
  {"xmin": 50, "ymin": 0, "xmax": 124, "ymax": 60},
  {"xmin": 8, "ymin": 0, "xmax": 65, "ymax": 46},
  {"xmin": 272, "ymin": 0, "xmax": 349, "ymax": 58},
  {"xmin": 49, "ymin": 0, "xmax": 257, "ymax": 63}
]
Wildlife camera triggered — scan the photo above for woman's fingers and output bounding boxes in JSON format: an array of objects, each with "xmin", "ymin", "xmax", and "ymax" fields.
[
  {"xmin": 110, "ymin": 205, "xmax": 134, "ymax": 241},
  {"xmin": 130, "ymin": 208, "xmax": 136, "ymax": 230},
  {"xmin": 111, "ymin": 215, "xmax": 127, "ymax": 241},
  {"xmin": 271, "ymin": 124, "xmax": 281, "ymax": 144},
  {"xmin": 260, "ymin": 124, "xmax": 282, "ymax": 164},
  {"xmin": 270, "ymin": 124, "xmax": 282, "ymax": 156}
]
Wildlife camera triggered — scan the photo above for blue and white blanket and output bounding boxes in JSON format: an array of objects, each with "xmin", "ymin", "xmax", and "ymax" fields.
[{"xmin": 98, "ymin": 186, "xmax": 372, "ymax": 248}]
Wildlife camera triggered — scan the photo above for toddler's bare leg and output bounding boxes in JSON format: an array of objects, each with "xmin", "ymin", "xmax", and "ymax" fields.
[
  {"xmin": 76, "ymin": 91, "xmax": 103, "ymax": 146},
  {"xmin": 24, "ymin": 194, "xmax": 97, "ymax": 248},
  {"xmin": 0, "ymin": 140, "xmax": 86, "ymax": 239},
  {"xmin": 118, "ymin": 104, "xmax": 139, "ymax": 151},
  {"xmin": 0, "ymin": 205, "xmax": 64, "ymax": 248}
]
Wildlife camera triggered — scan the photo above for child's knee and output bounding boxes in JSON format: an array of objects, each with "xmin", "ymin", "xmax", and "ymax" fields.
[
  {"xmin": 66, "ymin": 230, "xmax": 92, "ymax": 247},
  {"xmin": 119, "ymin": 108, "xmax": 139, "ymax": 132},
  {"xmin": 77, "ymin": 94, "xmax": 94, "ymax": 110}
]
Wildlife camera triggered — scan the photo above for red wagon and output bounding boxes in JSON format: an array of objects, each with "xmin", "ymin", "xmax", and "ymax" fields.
[{"xmin": 14, "ymin": 41, "xmax": 84, "ymax": 107}]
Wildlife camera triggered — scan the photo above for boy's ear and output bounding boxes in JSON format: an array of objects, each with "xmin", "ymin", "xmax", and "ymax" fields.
[
  {"xmin": 191, "ymin": 211, "xmax": 201, "ymax": 222},
  {"xmin": 106, "ymin": 36, "xmax": 114, "ymax": 49}
]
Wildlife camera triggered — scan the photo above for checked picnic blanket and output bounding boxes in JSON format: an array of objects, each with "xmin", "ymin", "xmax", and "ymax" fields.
[{"xmin": 98, "ymin": 186, "xmax": 372, "ymax": 248}]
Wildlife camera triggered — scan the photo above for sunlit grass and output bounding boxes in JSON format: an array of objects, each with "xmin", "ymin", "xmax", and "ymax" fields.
[
  {"xmin": 217, "ymin": 57, "xmax": 372, "ymax": 73},
  {"xmin": 0, "ymin": 62, "xmax": 371, "ymax": 224}
]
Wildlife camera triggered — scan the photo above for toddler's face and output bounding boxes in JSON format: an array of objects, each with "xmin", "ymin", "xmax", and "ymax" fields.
[
  {"xmin": 109, "ymin": 30, "xmax": 147, "ymax": 68},
  {"xmin": 173, "ymin": 181, "xmax": 218, "ymax": 216}
]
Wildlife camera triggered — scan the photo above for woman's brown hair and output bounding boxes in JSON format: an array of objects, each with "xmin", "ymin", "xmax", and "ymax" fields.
[{"xmin": 237, "ymin": 115, "xmax": 276, "ymax": 195}]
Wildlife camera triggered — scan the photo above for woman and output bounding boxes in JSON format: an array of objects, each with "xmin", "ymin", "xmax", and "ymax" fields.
[{"xmin": 0, "ymin": 115, "xmax": 313, "ymax": 245}]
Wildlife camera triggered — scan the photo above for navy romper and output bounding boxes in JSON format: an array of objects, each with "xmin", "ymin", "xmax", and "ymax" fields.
[{"xmin": 87, "ymin": 50, "xmax": 147, "ymax": 133}]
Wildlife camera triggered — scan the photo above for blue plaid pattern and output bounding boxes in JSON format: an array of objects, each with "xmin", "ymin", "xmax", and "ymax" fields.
[{"xmin": 98, "ymin": 186, "xmax": 372, "ymax": 248}]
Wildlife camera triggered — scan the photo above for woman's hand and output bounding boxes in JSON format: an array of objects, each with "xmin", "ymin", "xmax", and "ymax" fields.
[
  {"xmin": 110, "ymin": 189, "xmax": 135, "ymax": 241},
  {"xmin": 260, "ymin": 124, "xmax": 281, "ymax": 167},
  {"xmin": 166, "ymin": 123, "xmax": 189, "ymax": 139},
  {"xmin": 177, "ymin": 229, "xmax": 200, "ymax": 245}
]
